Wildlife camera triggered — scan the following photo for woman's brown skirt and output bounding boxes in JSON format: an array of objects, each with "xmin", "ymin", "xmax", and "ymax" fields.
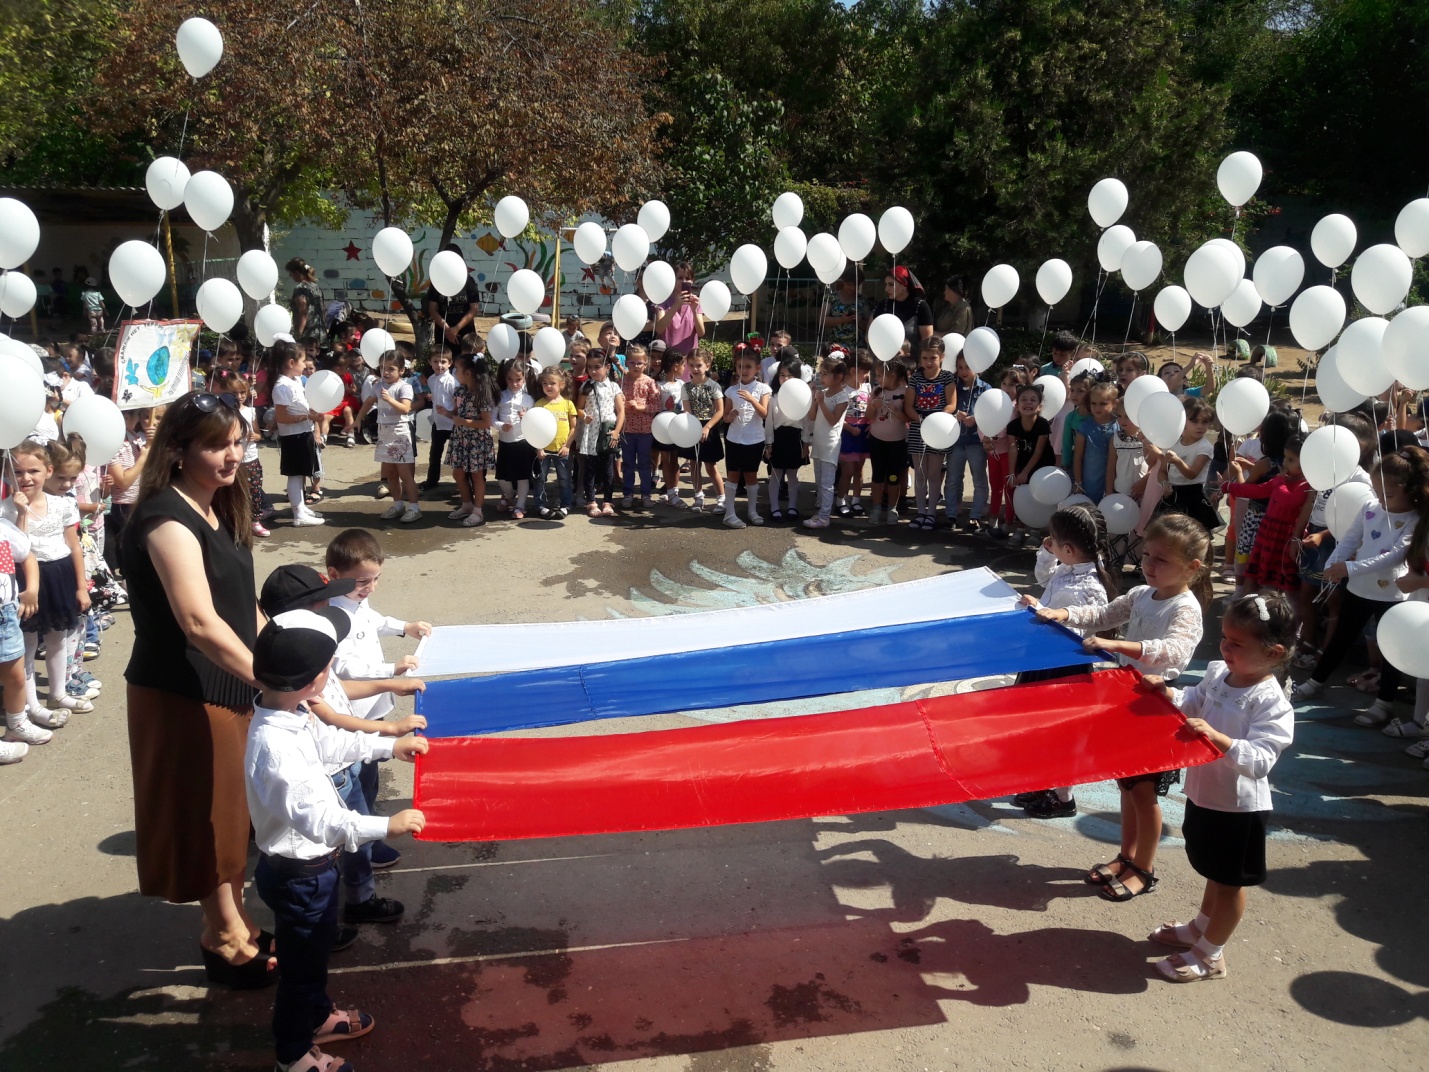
[{"xmin": 127, "ymin": 684, "xmax": 253, "ymax": 904}]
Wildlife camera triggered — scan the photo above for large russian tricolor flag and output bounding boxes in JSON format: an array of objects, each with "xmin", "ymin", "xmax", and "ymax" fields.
[{"xmin": 411, "ymin": 568, "xmax": 1219, "ymax": 841}]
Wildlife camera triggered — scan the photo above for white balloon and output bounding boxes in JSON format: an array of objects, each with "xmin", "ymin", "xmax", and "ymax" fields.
[
  {"xmin": 1350, "ymin": 244, "xmax": 1413, "ymax": 315},
  {"xmin": 1314, "ymin": 346, "xmax": 1368, "ymax": 414},
  {"xmin": 428, "ymin": 249, "xmax": 469, "ymax": 298},
  {"xmin": 1252, "ymin": 246, "xmax": 1304, "ymax": 307},
  {"xmin": 1099, "ymin": 493, "xmax": 1139, "ymax": 535},
  {"xmin": 195, "ymin": 278, "xmax": 243, "ymax": 333},
  {"xmin": 964, "ymin": 326, "xmax": 1000, "ymax": 375},
  {"xmin": 812, "ymin": 250, "xmax": 846, "ymax": 285},
  {"xmin": 878, "ymin": 207, "xmax": 915, "ymax": 255},
  {"xmin": 700, "ymin": 280, "xmax": 731, "ymax": 322},
  {"xmin": 1383, "ymin": 305, "xmax": 1429, "ymax": 390},
  {"xmin": 1289, "ymin": 285, "xmax": 1346, "ymax": 351},
  {"xmin": 236, "ymin": 250, "xmax": 279, "ymax": 300},
  {"xmin": 304, "ymin": 369, "xmax": 344, "ymax": 413},
  {"xmin": 1183, "ymin": 243, "xmax": 1240, "ymax": 308},
  {"xmin": 532, "ymin": 327, "xmax": 566, "ymax": 369},
  {"xmin": 145, "ymin": 157, "xmax": 191, "ymax": 212},
  {"xmin": 611, "ymin": 224, "xmax": 650, "ymax": 273},
  {"xmin": 487, "ymin": 322, "xmax": 519, "ymax": 362},
  {"xmin": 1088, "ymin": 178, "xmax": 1128, "ymax": 228},
  {"xmin": 414, "ymin": 409, "xmax": 434, "ymax": 442},
  {"xmin": 1034, "ymin": 374, "xmax": 1066, "ymax": 420},
  {"xmin": 573, "ymin": 222, "xmax": 606, "ymax": 265},
  {"xmin": 1336, "ymin": 316, "xmax": 1393, "ymax": 396},
  {"xmin": 867, "ymin": 314, "xmax": 905, "ymax": 363},
  {"xmin": 1325, "ymin": 483, "xmax": 1377, "ymax": 542},
  {"xmin": 777, "ymin": 377, "xmax": 812, "ymax": 422},
  {"xmin": 652, "ymin": 410, "xmax": 677, "ymax": 445},
  {"xmin": 253, "ymin": 303, "xmax": 292, "ymax": 347},
  {"xmin": 1030, "ymin": 466, "xmax": 1072, "ymax": 505},
  {"xmin": 973, "ymin": 387, "xmax": 1013, "ymax": 437},
  {"xmin": 0, "ymin": 199, "xmax": 39, "ymax": 271},
  {"xmin": 1376, "ymin": 601, "xmax": 1429, "ymax": 680},
  {"xmin": 108, "ymin": 240, "xmax": 166, "ymax": 308},
  {"xmin": 1394, "ymin": 199, "xmax": 1429, "ymax": 259},
  {"xmin": 493, "ymin": 195, "xmax": 528, "ymax": 239},
  {"xmin": 1123, "ymin": 373, "xmax": 1169, "ymax": 426},
  {"xmin": 1153, "ymin": 285, "xmax": 1193, "ymax": 333},
  {"xmin": 1013, "ymin": 484, "xmax": 1057, "ymax": 529},
  {"xmin": 637, "ymin": 200, "xmax": 670, "ymax": 242},
  {"xmin": 1215, "ymin": 377, "xmax": 1271, "ymax": 436},
  {"xmin": 0, "ymin": 335, "xmax": 42, "ymax": 375},
  {"xmin": 1311, "ymin": 214, "xmax": 1357, "ymax": 269},
  {"xmin": 643, "ymin": 260, "xmax": 675, "ymax": 304},
  {"xmin": 1059, "ymin": 493, "xmax": 1095, "ymax": 510},
  {"xmin": 1300, "ymin": 425, "xmax": 1361, "ymax": 490},
  {"xmin": 1120, "ymin": 241, "xmax": 1163, "ymax": 292},
  {"xmin": 1138, "ymin": 391, "xmax": 1186, "ymax": 450},
  {"xmin": 1217, "ymin": 150, "xmax": 1263, "ymax": 207},
  {"xmin": 981, "ymin": 264, "xmax": 1020, "ymax": 309},
  {"xmin": 773, "ymin": 227, "xmax": 807, "ymax": 270},
  {"xmin": 772, "ymin": 192, "xmax": 804, "ymax": 230},
  {"xmin": 920, "ymin": 412, "xmax": 960, "ymax": 451},
  {"xmin": 940, "ymin": 333, "xmax": 966, "ymax": 372},
  {"xmin": 729, "ymin": 244, "xmax": 768, "ymax": 296},
  {"xmin": 612, "ymin": 293, "xmax": 648, "ymax": 341},
  {"xmin": 372, "ymin": 228, "xmax": 413, "ymax": 277},
  {"xmin": 837, "ymin": 214, "xmax": 876, "ymax": 262},
  {"xmin": 1070, "ymin": 356, "xmax": 1104, "ymax": 379},
  {"xmin": 360, "ymin": 328, "xmax": 396, "ymax": 367},
  {"xmin": 0, "ymin": 272, "xmax": 36, "ymax": 318},
  {"xmin": 1207, "ymin": 238, "xmax": 1247, "ymax": 281},
  {"xmin": 507, "ymin": 268, "xmax": 545, "ymax": 315},
  {"xmin": 1221, "ymin": 278, "xmax": 1262, "ymax": 328},
  {"xmin": 522, "ymin": 406, "xmax": 557, "ymax": 451},
  {"xmin": 0, "ymin": 356, "xmax": 45, "ymax": 449},
  {"xmin": 1097, "ymin": 225, "xmax": 1136, "ymax": 273},
  {"xmin": 805, "ymin": 232, "xmax": 844, "ymax": 280},
  {"xmin": 175, "ymin": 17, "xmax": 224, "ymax": 78},
  {"xmin": 1036, "ymin": 259, "xmax": 1073, "ymax": 306},
  {"xmin": 182, "ymin": 170, "xmax": 233, "ymax": 232},
  {"xmin": 669, "ymin": 412, "xmax": 702, "ymax": 450},
  {"xmin": 60, "ymin": 393, "xmax": 125, "ymax": 465}
]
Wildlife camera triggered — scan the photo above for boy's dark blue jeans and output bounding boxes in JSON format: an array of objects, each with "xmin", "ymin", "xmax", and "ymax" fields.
[
  {"xmin": 331, "ymin": 763, "xmax": 374, "ymax": 905},
  {"xmin": 255, "ymin": 853, "xmax": 339, "ymax": 1064}
]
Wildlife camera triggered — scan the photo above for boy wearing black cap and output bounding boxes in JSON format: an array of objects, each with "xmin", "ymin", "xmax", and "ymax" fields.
[
  {"xmin": 246, "ymin": 609, "xmax": 427, "ymax": 1072},
  {"xmin": 259, "ymin": 564, "xmax": 427, "ymax": 933}
]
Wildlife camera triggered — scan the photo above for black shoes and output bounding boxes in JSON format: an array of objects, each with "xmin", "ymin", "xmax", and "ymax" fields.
[
  {"xmin": 1022, "ymin": 791, "xmax": 1077, "ymax": 819},
  {"xmin": 343, "ymin": 895, "xmax": 405, "ymax": 925}
]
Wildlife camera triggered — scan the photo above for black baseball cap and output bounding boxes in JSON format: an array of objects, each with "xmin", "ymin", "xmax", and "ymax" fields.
[
  {"xmin": 253, "ymin": 608, "xmax": 351, "ymax": 693},
  {"xmin": 259, "ymin": 564, "xmax": 357, "ymax": 618}
]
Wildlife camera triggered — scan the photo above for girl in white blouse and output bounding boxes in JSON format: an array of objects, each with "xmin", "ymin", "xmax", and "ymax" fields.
[
  {"xmin": 1143, "ymin": 593, "xmax": 1296, "ymax": 982},
  {"xmin": 1034, "ymin": 513, "xmax": 1213, "ymax": 901}
]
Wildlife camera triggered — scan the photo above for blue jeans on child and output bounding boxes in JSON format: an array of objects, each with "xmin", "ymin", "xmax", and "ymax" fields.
[
  {"xmin": 621, "ymin": 432, "xmax": 654, "ymax": 497},
  {"xmin": 254, "ymin": 853, "xmax": 339, "ymax": 1064},
  {"xmin": 944, "ymin": 438, "xmax": 989, "ymax": 520},
  {"xmin": 332, "ymin": 762, "xmax": 375, "ymax": 906},
  {"xmin": 535, "ymin": 453, "xmax": 573, "ymax": 511}
]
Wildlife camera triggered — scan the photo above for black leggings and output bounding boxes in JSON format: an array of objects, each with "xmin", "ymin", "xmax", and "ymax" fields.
[
  {"xmin": 580, "ymin": 452, "xmax": 615, "ymax": 504},
  {"xmin": 1312, "ymin": 588, "xmax": 1402, "ymax": 703}
]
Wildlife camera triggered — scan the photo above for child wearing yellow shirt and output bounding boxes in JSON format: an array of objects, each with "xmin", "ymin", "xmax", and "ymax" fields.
[{"xmin": 534, "ymin": 367, "xmax": 579, "ymax": 520}]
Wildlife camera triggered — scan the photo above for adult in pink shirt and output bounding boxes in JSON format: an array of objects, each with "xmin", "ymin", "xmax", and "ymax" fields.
[{"xmin": 654, "ymin": 262, "xmax": 706, "ymax": 363}]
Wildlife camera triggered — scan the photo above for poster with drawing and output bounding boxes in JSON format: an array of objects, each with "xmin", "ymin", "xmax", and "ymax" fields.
[{"xmin": 113, "ymin": 319, "xmax": 199, "ymax": 410}]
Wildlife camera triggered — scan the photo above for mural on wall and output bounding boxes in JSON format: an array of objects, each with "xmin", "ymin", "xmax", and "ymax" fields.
[{"xmin": 270, "ymin": 210, "xmax": 739, "ymax": 325}]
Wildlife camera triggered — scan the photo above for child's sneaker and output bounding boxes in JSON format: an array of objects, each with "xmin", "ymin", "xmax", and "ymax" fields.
[
  {"xmin": 885, "ymin": 508, "xmax": 899, "ymax": 524},
  {"xmin": 642, "ymin": 495, "xmax": 656, "ymax": 509},
  {"xmin": 668, "ymin": 492, "xmax": 686, "ymax": 509},
  {"xmin": 73, "ymin": 671, "xmax": 101, "ymax": 691},
  {"xmin": 802, "ymin": 516, "xmax": 830, "ymax": 529},
  {"xmin": 1404, "ymin": 736, "xmax": 1429, "ymax": 758},
  {"xmin": 293, "ymin": 510, "xmax": 326, "ymax": 528},
  {"xmin": 380, "ymin": 503, "xmax": 404, "ymax": 520},
  {"xmin": 0, "ymin": 739, "xmax": 27, "ymax": 764},
  {"xmin": 1290, "ymin": 678, "xmax": 1323, "ymax": 701},
  {"xmin": 5, "ymin": 714, "xmax": 52, "ymax": 745},
  {"xmin": 66, "ymin": 679, "xmax": 100, "ymax": 701},
  {"xmin": 621, "ymin": 497, "xmax": 634, "ymax": 510},
  {"xmin": 252, "ymin": 521, "xmax": 271, "ymax": 538}
]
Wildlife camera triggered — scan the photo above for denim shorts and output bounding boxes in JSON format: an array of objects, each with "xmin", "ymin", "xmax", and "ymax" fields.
[{"xmin": 0, "ymin": 602, "xmax": 22, "ymax": 663}]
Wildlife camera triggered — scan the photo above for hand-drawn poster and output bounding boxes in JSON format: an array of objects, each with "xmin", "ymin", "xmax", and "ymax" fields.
[{"xmin": 113, "ymin": 319, "xmax": 199, "ymax": 410}]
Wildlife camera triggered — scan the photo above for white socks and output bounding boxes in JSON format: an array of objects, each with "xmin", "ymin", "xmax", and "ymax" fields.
[
  {"xmin": 1165, "ymin": 912, "xmax": 1211, "ymax": 947},
  {"xmin": 747, "ymin": 482, "xmax": 761, "ymax": 520},
  {"xmin": 787, "ymin": 476, "xmax": 800, "ymax": 512},
  {"xmin": 1193, "ymin": 934, "xmax": 1224, "ymax": 961}
]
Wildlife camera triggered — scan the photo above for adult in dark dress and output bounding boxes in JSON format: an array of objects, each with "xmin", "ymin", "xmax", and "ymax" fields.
[
  {"xmin": 285, "ymin": 258, "xmax": 326, "ymax": 345},
  {"xmin": 425, "ymin": 242, "xmax": 481, "ymax": 347},
  {"xmin": 871, "ymin": 265, "xmax": 935, "ymax": 357},
  {"xmin": 122, "ymin": 392, "xmax": 272, "ymax": 988}
]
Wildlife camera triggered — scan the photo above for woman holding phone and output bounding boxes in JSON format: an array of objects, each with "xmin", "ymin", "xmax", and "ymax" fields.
[{"xmin": 654, "ymin": 262, "xmax": 706, "ymax": 375}]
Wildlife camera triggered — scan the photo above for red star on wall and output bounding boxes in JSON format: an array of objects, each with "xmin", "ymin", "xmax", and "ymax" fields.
[{"xmin": 342, "ymin": 241, "xmax": 362, "ymax": 261}]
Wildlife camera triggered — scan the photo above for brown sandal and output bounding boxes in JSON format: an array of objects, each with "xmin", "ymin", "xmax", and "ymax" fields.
[
  {"xmin": 1148, "ymin": 921, "xmax": 1200, "ymax": 949},
  {"xmin": 1099, "ymin": 860, "xmax": 1158, "ymax": 901},
  {"xmin": 1085, "ymin": 853, "xmax": 1130, "ymax": 886}
]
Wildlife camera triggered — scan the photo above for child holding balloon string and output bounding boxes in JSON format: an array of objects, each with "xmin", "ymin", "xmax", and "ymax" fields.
[
  {"xmin": 866, "ymin": 359, "xmax": 909, "ymax": 525},
  {"xmin": 764, "ymin": 356, "xmax": 811, "ymax": 520},
  {"xmin": 835, "ymin": 349, "xmax": 873, "ymax": 518},
  {"xmin": 1073, "ymin": 380, "xmax": 1119, "ymax": 504},
  {"xmin": 577, "ymin": 353, "xmax": 624, "ymax": 518},
  {"xmin": 1058, "ymin": 371, "xmax": 1096, "ymax": 469},
  {"xmin": 679, "ymin": 348, "xmax": 725, "ymax": 513},
  {"xmin": 1219, "ymin": 431, "xmax": 1310, "ymax": 598},
  {"xmin": 654, "ymin": 349, "xmax": 688, "ymax": 508},
  {"xmin": 443, "ymin": 353, "xmax": 496, "ymax": 527},
  {"xmin": 532, "ymin": 367, "xmax": 579, "ymax": 520},
  {"xmin": 493, "ymin": 358, "xmax": 539, "ymax": 520},
  {"xmin": 902, "ymin": 335, "xmax": 956, "ymax": 532},
  {"xmin": 1152, "ymin": 397, "xmax": 1221, "ymax": 534},
  {"xmin": 358, "ymin": 352, "xmax": 420, "ymax": 524},
  {"xmin": 1004, "ymin": 382, "xmax": 1053, "ymax": 548},
  {"xmin": 802, "ymin": 354, "xmax": 852, "ymax": 529}
]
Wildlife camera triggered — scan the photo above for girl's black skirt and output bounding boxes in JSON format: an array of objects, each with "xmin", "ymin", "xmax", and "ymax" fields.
[
  {"xmin": 1183, "ymin": 798, "xmax": 1269, "ymax": 887},
  {"xmin": 278, "ymin": 431, "xmax": 320, "ymax": 478},
  {"xmin": 22, "ymin": 557, "xmax": 82, "ymax": 634}
]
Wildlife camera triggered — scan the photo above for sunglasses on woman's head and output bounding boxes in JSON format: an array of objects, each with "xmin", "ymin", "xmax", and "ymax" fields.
[{"xmin": 191, "ymin": 391, "xmax": 240, "ymax": 414}]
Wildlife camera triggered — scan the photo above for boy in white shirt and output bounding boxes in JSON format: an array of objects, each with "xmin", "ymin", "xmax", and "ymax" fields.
[
  {"xmin": 422, "ymin": 348, "xmax": 458, "ymax": 492},
  {"xmin": 324, "ymin": 530, "xmax": 431, "ymax": 873},
  {"xmin": 722, "ymin": 350, "xmax": 773, "ymax": 528},
  {"xmin": 246, "ymin": 608, "xmax": 426, "ymax": 1072}
]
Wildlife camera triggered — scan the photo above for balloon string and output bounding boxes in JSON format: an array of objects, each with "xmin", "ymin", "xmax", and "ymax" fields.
[
  {"xmin": 1035, "ymin": 307, "xmax": 1050, "ymax": 360},
  {"xmin": 1123, "ymin": 292, "xmax": 1137, "ymax": 348},
  {"xmin": 1081, "ymin": 268, "xmax": 1107, "ymax": 346}
]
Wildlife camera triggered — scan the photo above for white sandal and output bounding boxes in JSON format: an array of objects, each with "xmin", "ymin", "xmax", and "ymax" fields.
[
  {"xmin": 1155, "ymin": 949, "xmax": 1226, "ymax": 982},
  {"xmin": 278, "ymin": 1046, "xmax": 353, "ymax": 1072},
  {"xmin": 313, "ymin": 1007, "xmax": 374, "ymax": 1046}
]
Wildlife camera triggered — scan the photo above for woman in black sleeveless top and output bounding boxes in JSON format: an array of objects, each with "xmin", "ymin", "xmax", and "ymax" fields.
[{"xmin": 122, "ymin": 392, "xmax": 272, "ymax": 988}]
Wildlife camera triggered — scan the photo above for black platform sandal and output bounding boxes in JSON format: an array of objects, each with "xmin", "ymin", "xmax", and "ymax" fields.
[{"xmin": 200, "ymin": 944, "xmax": 277, "ymax": 989}]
